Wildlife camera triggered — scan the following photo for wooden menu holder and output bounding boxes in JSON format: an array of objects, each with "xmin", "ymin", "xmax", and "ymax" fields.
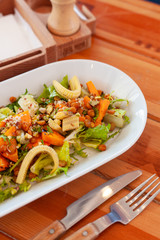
[{"xmin": 0, "ymin": 0, "xmax": 96, "ymax": 81}]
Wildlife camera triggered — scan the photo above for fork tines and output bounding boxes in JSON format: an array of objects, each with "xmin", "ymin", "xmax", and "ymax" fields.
[{"xmin": 124, "ymin": 174, "xmax": 160, "ymax": 212}]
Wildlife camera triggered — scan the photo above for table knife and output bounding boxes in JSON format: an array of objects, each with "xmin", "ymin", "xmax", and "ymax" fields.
[{"xmin": 32, "ymin": 170, "xmax": 142, "ymax": 240}]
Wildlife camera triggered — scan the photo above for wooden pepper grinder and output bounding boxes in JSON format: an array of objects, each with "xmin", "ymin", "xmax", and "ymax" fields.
[{"xmin": 47, "ymin": 0, "xmax": 80, "ymax": 36}]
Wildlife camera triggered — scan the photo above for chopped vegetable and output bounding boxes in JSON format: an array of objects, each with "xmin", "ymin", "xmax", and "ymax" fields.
[
  {"xmin": 83, "ymin": 96, "xmax": 92, "ymax": 109},
  {"xmin": 0, "ymin": 122, "xmax": 5, "ymax": 128},
  {"xmin": 0, "ymin": 107, "xmax": 14, "ymax": 121},
  {"xmin": 42, "ymin": 131, "xmax": 64, "ymax": 146},
  {"xmin": 14, "ymin": 111, "xmax": 32, "ymax": 131},
  {"xmin": 56, "ymin": 141, "xmax": 72, "ymax": 166},
  {"xmin": 78, "ymin": 123, "xmax": 111, "ymax": 142},
  {"xmin": 62, "ymin": 115, "xmax": 79, "ymax": 132},
  {"xmin": 0, "ymin": 155, "xmax": 9, "ymax": 171},
  {"xmin": 30, "ymin": 153, "xmax": 53, "ymax": 175},
  {"xmin": 95, "ymin": 99, "xmax": 110, "ymax": 126},
  {"xmin": 18, "ymin": 95, "xmax": 39, "ymax": 117},
  {"xmin": 5, "ymin": 126, "xmax": 16, "ymax": 136},
  {"xmin": 86, "ymin": 81, "xmax": 99, "ymax": 96},
  {"xmin": 53, "ymin": 76, "xmax": 81, "ymax": 99},
  {"xmin": 104, "ymin": 114, "xmax": 125, "ymax": 128},
  {"xmin": 2, "ymin": 149, "xmax": 18, "ymax": 162}
]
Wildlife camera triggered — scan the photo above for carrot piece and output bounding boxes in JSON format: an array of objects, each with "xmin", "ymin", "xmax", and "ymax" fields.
[
  {"xmin": 0, "ymin": 137, "xmax": 8, "ymax": 148},
  {"xmin": 5, "ymin": 126, "xmax": 16, "ymax": 136},
  {"xmin": 14, "ymin": 111, "xmax": 31, "ymax": 131},
  {"xmin": 0, "ymin": 122, "xmax": 5, "ymax": 128},
  {"xmin": 42, "ymin": 131, "xmax": 64, "ymax": 146},
  {"xmin": 0, "ymin": 126, "xmax": 17, "ymax": 153},
  {"xmin": 86, "ymin": 81, "xmax": 99, "ymax": 96},
  {"xmin": 0, "ymin": 155, "xmax": 9, "ymax": 171},
  {"xmin": 83, "ymin": 96, "xmax": 92, "ymax": 109},
  {"xmin": 2, "ymin": 149, "xmax": 18, "ymax": 162},
  {"xmin": 7, "ymin": 138, "xmax": 17, "ymax": 154},
  {"xmin": 95, "ymin": 99, "xmax": 110, "ymax": 126}
]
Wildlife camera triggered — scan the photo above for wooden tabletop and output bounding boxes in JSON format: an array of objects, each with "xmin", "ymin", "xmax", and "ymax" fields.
[{"xmin": 0, "ymin": 0, "xmax": 160, "ymax": 239}]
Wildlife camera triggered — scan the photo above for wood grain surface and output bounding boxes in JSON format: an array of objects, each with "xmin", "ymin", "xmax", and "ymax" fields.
[{"xmin": 0, "ymin": 0, "xmax": 160, "ymax": 239}]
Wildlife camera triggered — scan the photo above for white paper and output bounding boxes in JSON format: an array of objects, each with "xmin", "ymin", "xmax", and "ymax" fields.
[{"xmin": 0, "ymin": 9, "xmax": 42, "ymax": 61}]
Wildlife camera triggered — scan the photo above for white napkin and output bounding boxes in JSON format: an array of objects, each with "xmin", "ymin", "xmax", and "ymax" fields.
[{"xmin": 0, "ymin": 9, "xmax": 42, "ymax": 62}]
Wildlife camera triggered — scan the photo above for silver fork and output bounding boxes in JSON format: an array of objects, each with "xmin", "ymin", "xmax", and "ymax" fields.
[{"xmin": 65, "ymin": 174, "xmax": 160, "ymax": 240}]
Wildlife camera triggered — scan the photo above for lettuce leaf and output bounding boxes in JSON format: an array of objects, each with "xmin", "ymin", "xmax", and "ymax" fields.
[
  {"xmin": 110, "ymin": 98, "xmax": 129, "ymax": 107},
  {"xmin": 0, "ymin": 188, "xmax": 16, "ymax": 202},
  {"xmin": 19, "ymin": 181, "xmax": 31, "ymax": 192},
  {"xmin": 78, "ymin": 123, "xmax": 111, "ymax": 142},
  {"xmin": 31, "ymin": 166, "xmax": 69, "ymax": 182},
  {"xmin": 30, "ymin": 153, "xmax": 53, "ymax": 175},
  {"xmin": 60, "ymin": 75, "xmax": 69, "ymax": 89},
  {"xmin": 7, "ymin": 89, "xmax": 28, "ymax": 112},
  {"xmin": 0, "ymin": 181, "xmax": 31, "ymax": 202},
  {"xmin": 71, "ymin": 138, "xmax": 88, "ymax": 158},
  {"xmin": 123, "ymin": 115, "xmax": 130, "ymax": 124},
  {"xmin": 36, "ymin": 84, "xmax": 58, "ymax": 103},
  {"xmin": 82, "ymin": 139, "xmax": 102, "ymax": 149},
  {"xmin": 57, "ymin": 141, "xmax": 72, "ymax": 166},
  {"xmin": 113, "ymin": 109, "xmax": 126, "ymax": 118},
  {"xmin": 37, "ymin": 75, "xmax": 69, "ymax": 103},
  {"xmin": 0, "ymin": 107, "xmax": 14, "ymax": 121}
]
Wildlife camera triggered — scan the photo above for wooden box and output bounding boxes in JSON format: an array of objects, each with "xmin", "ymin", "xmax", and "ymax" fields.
[
  {"xmin": 0, "ymin": 0, "xmax": 56, "ymax": 81},
  {"xmin": 0, "ymin": 0, "xmax": 96, "ymax": 81}
]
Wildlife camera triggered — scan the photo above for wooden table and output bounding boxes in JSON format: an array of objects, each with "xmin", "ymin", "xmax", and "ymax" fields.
[{"xmin": 0, "ymin": 0, "xmax": 160, "ymax": 239}]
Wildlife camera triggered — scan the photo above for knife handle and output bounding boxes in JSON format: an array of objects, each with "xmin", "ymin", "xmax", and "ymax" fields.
[
  {"xmin": 32, "ymin": 220, "xmax": 66, "ymax": 240},
  {"xmin": 65, "ymin": 223, "xmax": 100, "ymax": 240}
]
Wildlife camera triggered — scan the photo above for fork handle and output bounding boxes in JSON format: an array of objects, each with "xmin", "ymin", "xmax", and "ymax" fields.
[
  {"xmin": 31, "ymin": 220, "xmax": 66, "ymax": 240},
  {"xmin": 65, "ymin": 223, "xmax": 100, "ymax": 240}
]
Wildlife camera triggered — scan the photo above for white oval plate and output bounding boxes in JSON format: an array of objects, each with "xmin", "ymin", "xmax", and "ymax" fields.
[{"xmin": 0, "ymin": 60, "xmax": 147, "ymax": 217}]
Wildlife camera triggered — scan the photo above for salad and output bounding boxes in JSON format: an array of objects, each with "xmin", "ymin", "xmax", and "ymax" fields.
[{"xmin": 0, "ymin": 75, "xmax": 129, "ymax": 202}]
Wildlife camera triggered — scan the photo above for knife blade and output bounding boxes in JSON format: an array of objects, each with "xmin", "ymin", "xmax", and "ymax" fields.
[{"xmin": 32, "ymin": 170, "xmax": 142, "ymax": 240}]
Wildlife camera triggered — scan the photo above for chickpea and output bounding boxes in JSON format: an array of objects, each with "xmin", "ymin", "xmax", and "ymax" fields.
[
  {"xmin": 86, "ymin": 102, "xmax": 92, "ymax": 109},
  {"xmin": 110, "ymin": 122, "xmax": 116, "ymax": 131},
  {"xmin": 37, "ymin": 120, "xmax": 46, "ymax": 126},
  {"xmin": 85, "ymin": 115, "xmax": 92, "ymax": 121},
  {"xmin": 88, "ymin": 109, "xmax": 95, "ymax": 117},
  {"xmin": 98, "ymin": 144, "xmax": 107, "ymax": 151},
  {"xmin": 84, "ymin": 119, "xmax": 91, "ymax": 128},
  {"xmin": 28, "ymin": 172, "xmax": 37, "ymax": 179},
  {"xmin": 30, "ymin": 137, "xmax": 38, "ymax": 144},
  {"xmin": 90, "ymin": 122, "xmax": 95, "ymax": 128},
  {"xmin": 59, "ymin": 160, "xmax": 67, "ymax": 167},
  {"xmin": 13, "ymin": 166, "xmax": 20, "ymax": 176},
  {"xmin": 9, "ymin": 96, "xmax": 17, "ymax": 103},
  {"xmin": 22, "ymin": 122, "xmax": 30, "ymax": 132},
  {"xmin": 70, "ymin": 107, "xmax": 77, "ymax": 114}
]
